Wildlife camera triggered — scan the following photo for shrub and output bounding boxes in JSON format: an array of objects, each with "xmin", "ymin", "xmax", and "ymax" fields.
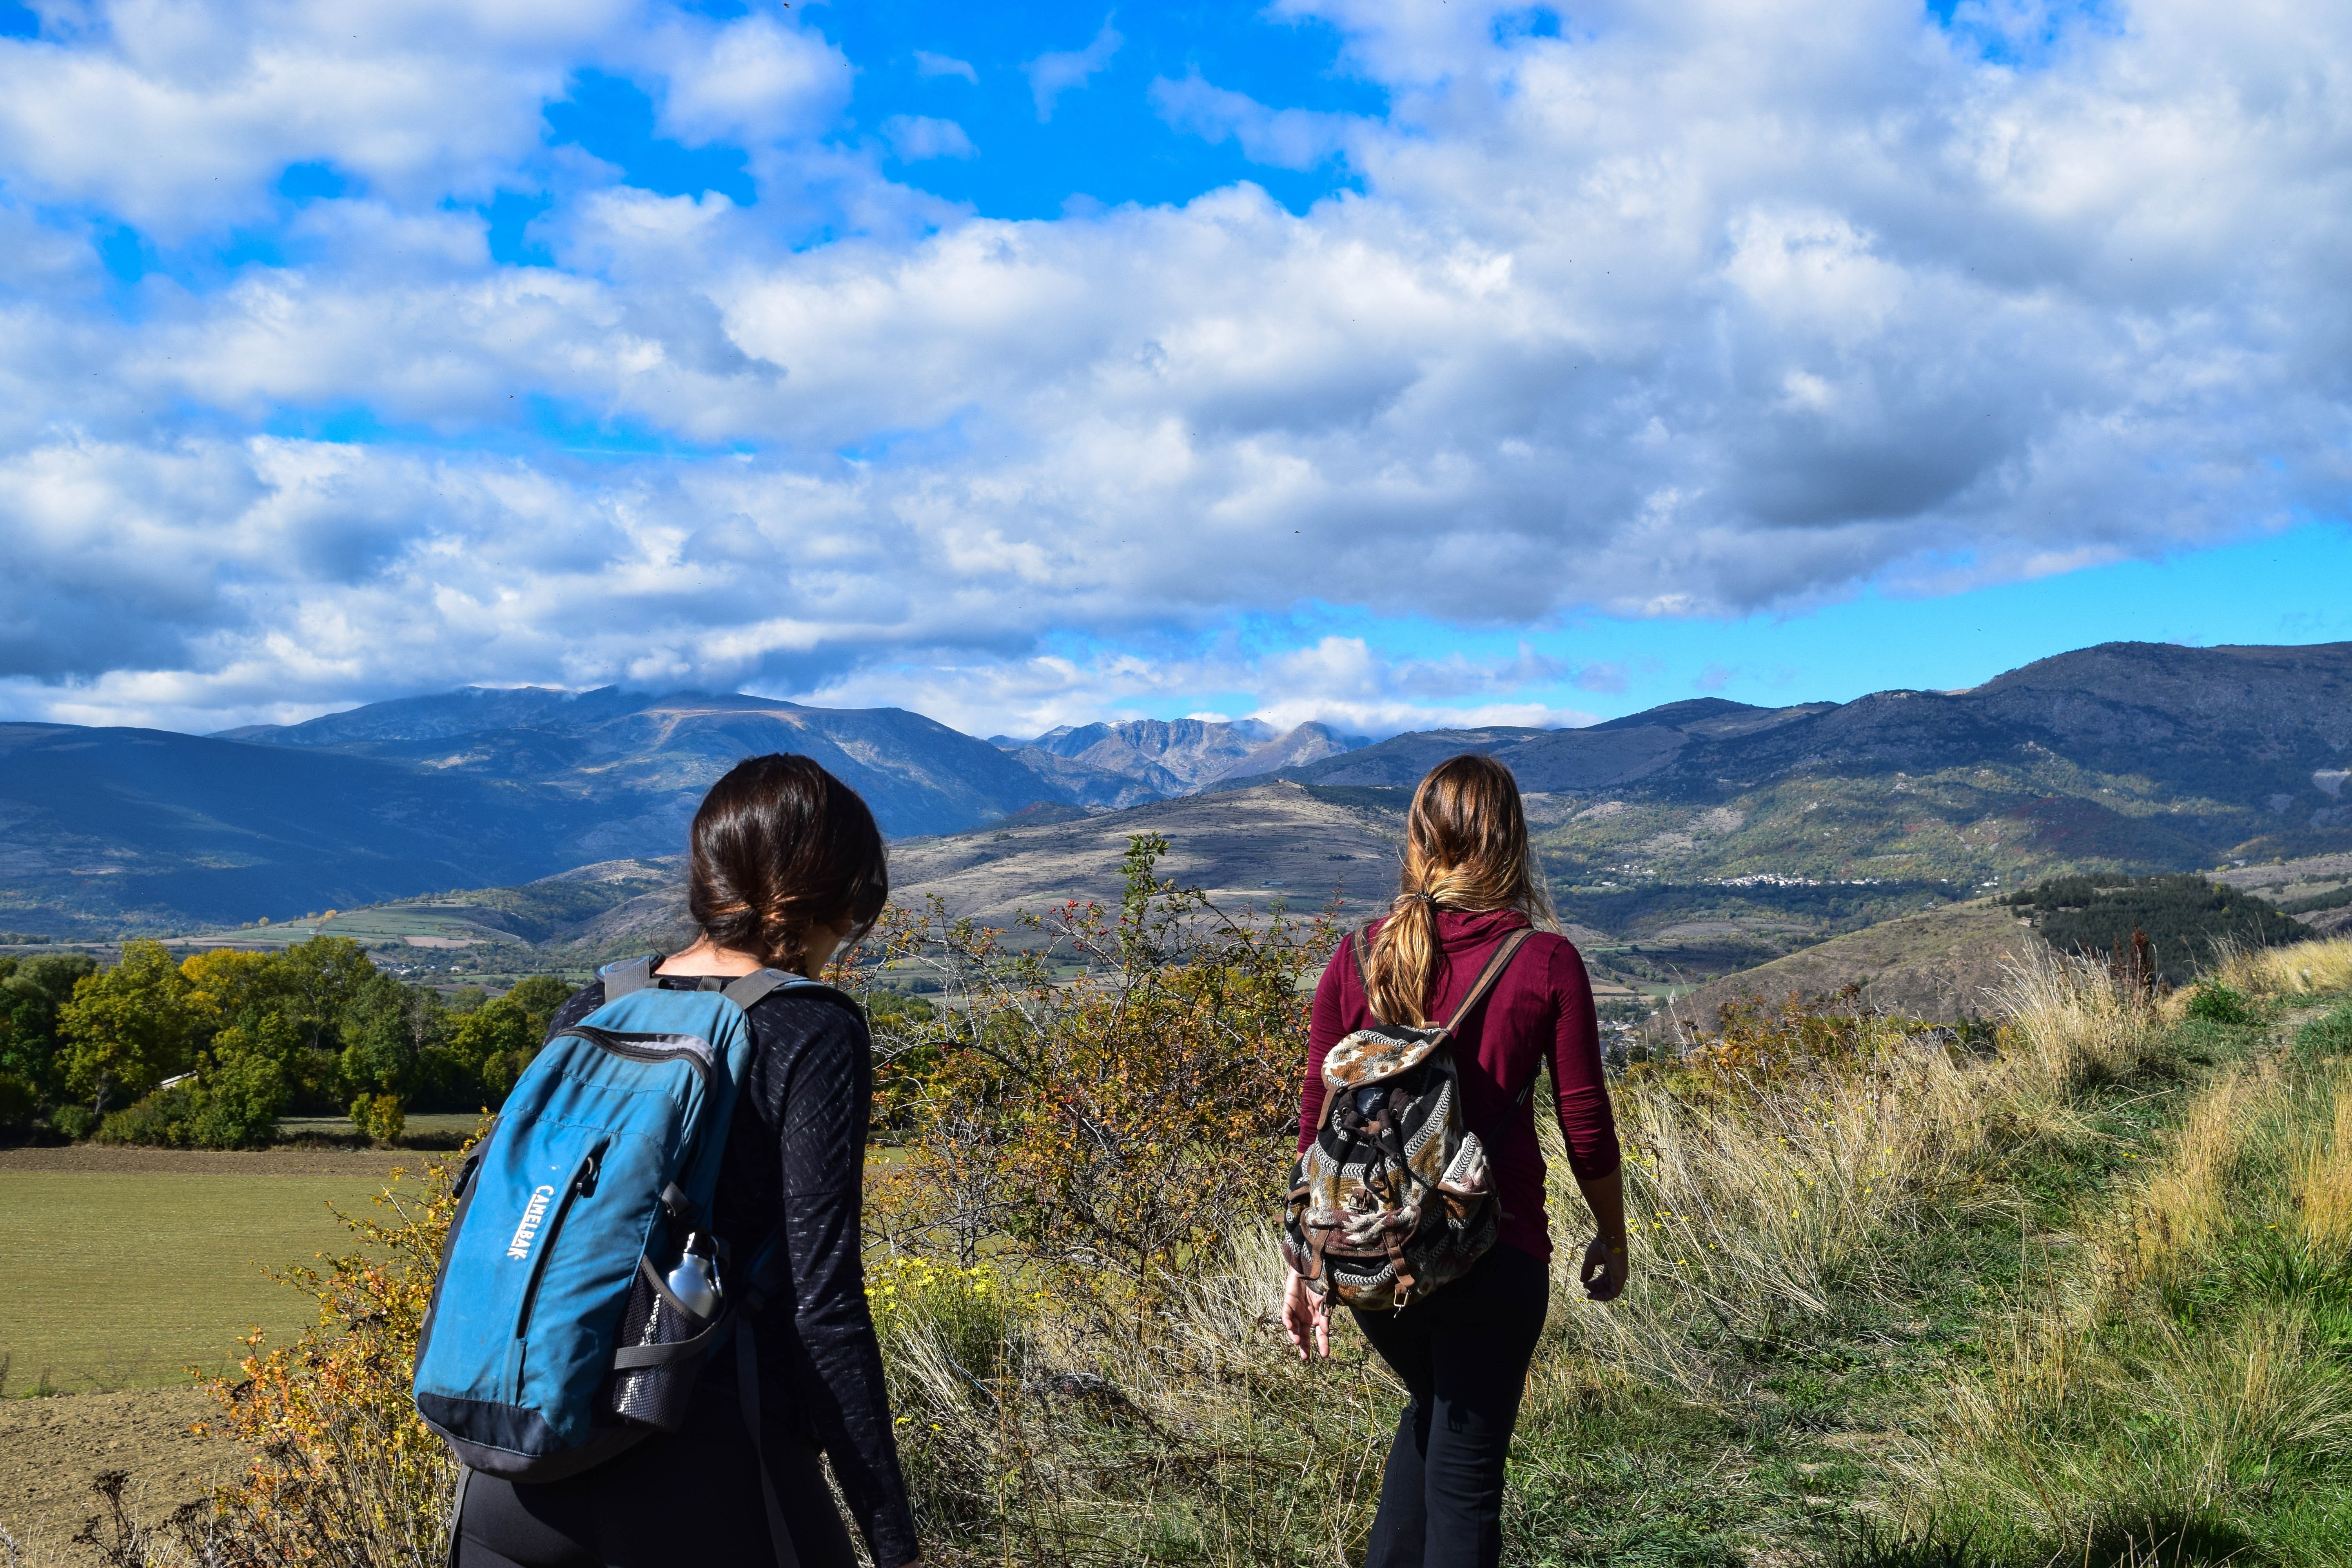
[
  {"xmin": 351, "ymin": 1093, "xmax": 406, "ymax": 1145},
  {"xmin": 50, "ymin": 1101, "xmax": 96, "ymax": 1139},
  {"xmin": 96, "ymin": 1083, "xmax": 198, "ymax": 1145},
  {"xmin": 2184, "ymin": 983, "xmax": 2253, "ymax": 1025},
  {"xmin": 863, "ymin": 834, "xmax": 1331, "ymax": 1332}
]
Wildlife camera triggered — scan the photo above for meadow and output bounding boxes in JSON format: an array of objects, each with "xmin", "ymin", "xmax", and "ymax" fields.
[
  {"xmin": 11, "ymin": 851, "xmax": 2352, "ymax": 1568},
  {"xmin": 0, "ymin": 1160, "xmax": 393, "ymax": 1394}
]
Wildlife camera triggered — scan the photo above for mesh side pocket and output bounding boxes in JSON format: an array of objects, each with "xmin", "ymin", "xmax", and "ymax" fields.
[{"xmin": 606, "ymin": 1265, "xmax": 704, "ymax": 1433}]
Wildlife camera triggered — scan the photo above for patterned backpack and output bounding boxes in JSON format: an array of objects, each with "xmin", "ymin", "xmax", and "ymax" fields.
[{"xmin": 1282, "ymin": 927, "xmax": 1534, "ymax": 1311}]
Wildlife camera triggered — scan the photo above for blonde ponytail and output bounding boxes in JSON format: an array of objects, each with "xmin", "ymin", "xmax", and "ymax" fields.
[{"xmin": 1364, "ymin": 754, "xmax": 1552, "ymax": 1025}]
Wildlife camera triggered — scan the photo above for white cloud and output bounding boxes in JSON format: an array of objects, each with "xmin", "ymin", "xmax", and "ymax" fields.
[
  {"xmin": 647, "ymin": 11, "xmax": 849, "ymax": 148},
  {"xmin": 4, "ymin": 0, "xmax": 2352, "ymax": 737},
  {"xmin": 913, "ymin": 50, "xmax": 976, "ymax": 83},
  {"xmin": 0, "ymin": 0, "xmax": 632, "ymax": 234},
  {"xmin": 1024, "ymin": 17, "xmax": 1120, "ymax": 122},
  {"xmin": 1149, "ymin": 72, "xmax": 1356, "ymax": 170},
  {"xmin": 881, "ymin": 114, "xmax": 976, "ymax": 162}
]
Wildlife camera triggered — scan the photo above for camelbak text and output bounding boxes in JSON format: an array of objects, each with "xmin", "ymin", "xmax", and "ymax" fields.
[{"xmin": 506, "ymin": 1185, "xmax": 557, "ymax": 1259}]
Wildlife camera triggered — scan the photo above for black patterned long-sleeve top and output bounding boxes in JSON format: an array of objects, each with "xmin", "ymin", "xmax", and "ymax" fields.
[{"xmin": 546, "ymin": 972, "xmax": 919, "ymax": 1567}]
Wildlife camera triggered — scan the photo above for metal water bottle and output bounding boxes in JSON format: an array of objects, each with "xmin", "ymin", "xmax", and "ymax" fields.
[
  {"xmin": 606, "ymin": 1232, "xmax": 720, "ymax": 1432},
  {"xmin": 666, "ymin": 1235, "xmax": 721, "ymax": 1319}
]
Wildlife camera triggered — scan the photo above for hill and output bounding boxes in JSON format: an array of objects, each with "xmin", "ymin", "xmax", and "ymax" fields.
[
  {"xmin": 1650, "ymin": 899, "xmax": 2038, "ymax": 1027},
  {"xmin": 0, "ymin": 722, "xmax": 574, "ymax": 939},
  {"xmin": 1262, "ymin": 642, "xmax": 2352, "ymax": 895},
  {"xmin": 504, "ymin": 783, "xmax": 1436, "ymax": 967}
]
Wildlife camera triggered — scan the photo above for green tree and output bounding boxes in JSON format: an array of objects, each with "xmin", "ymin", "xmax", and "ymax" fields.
[
  {"xmin": 505, "ymin": 975, "xmax": 574, "ymax": 1038},
  {"xmin": 275, "ymin": 936, "xmax": 381, "ymax": 1053},
  {"xmin": 58, "ymin": 940, "xmax": 201, "ymax": 1111},
  {"xmin": 452, "ymin": 995, "xmax": 539, "ymax": 1105},
  {"xmin": 0, "ymin": 952, "xmax": 99, "ymax": 1102},
  {"xmin": 188, "ymin": 1011, "xmax": 301, "ymax": 1147},
  {"xmin": 338, "ymin": 967, "xmax": 445, "ymax": 1103}
]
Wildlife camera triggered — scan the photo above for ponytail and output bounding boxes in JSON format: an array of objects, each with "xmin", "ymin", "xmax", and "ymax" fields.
[{"xmin": 1364, "ymin": 754, "xmax": 1551, "ymax": 1025}]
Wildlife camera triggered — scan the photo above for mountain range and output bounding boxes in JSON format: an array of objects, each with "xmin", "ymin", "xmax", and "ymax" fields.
[
  {"xmin": 995, "ymin": 718, "xmax": 1364, "ymax": 807},
  {"xmin": 0, "ymin": 640, "xmax": 2347, "ymax": 941}
]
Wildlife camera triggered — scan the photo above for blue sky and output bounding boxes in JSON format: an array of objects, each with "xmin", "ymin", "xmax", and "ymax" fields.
[{"xmin": 0, "ymin": 0, "xmax": 2346, "ymax": 737}]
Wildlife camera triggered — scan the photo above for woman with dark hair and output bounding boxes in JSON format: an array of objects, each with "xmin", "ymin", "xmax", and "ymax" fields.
[
  {"xmin": 455, "ymin": 754, "xmax": 920, "ymax": 1568},
  {"xmin": 1285, "ymin": 753, "xmax": 1626, "ymax": 1568}
]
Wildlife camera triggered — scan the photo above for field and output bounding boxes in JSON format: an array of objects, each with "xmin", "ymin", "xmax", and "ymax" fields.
[{"xmin": 0, "ymin": 1150, "xmax": 403, "ymax": 1394}]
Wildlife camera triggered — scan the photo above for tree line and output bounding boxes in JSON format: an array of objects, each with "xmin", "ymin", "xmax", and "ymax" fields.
[
  {"xmin": 1998, "ymin": 871, "xmax": 2307, "ymax": 986},
  {"xmin": 0, "ymin": 938, "xmax": 576, "ymax": 1147}
]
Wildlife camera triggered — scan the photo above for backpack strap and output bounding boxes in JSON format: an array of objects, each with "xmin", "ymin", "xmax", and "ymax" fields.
[
  {"xmin": 1348, "ymin": 924, "xmax": 1533, "ymax": 1037},
  {"xmin": 1435, "ymin": 927, "xmax": 1534, "ymax": 1041},
  {"xmin": 602, "ymin": 962, "xmax": 858, "ymax": 1015},
  {"xmin": 598, "ymin": 954, "xmax": 656, "ymax": 998},
  {"xmin": 722, "ymin": 967, "xmax": 798, "ymax": 1009}
]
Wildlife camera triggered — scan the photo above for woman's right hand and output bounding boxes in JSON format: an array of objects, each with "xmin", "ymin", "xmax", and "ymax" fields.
[
  {"xmin": 1580, "ymin": 1235, "xmax": 1629, "ymax": 1302},
  {"xmin": 1283, "ymin": 1270, "xmax": 1330, "ymax": 1361}
]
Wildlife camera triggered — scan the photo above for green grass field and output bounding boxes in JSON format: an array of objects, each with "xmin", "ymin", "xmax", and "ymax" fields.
[{"xmin": 0, "ymin": 1170, "xmax": 390, "ymax": 1394}]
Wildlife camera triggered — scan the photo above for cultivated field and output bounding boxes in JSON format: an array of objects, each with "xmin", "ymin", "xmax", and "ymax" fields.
[{"xmin": 0, "ymin": 1149, "xmax": 404, "ymax": 1394}]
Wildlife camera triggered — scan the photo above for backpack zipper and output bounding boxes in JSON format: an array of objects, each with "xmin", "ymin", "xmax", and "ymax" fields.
[
  {"xmin": 510, "ymin": 1139, "xmax": 610, "ymax": 1402},
  {"xmin": 553, "ymin": 1025, "xmax": 717, "ymax": 1100},
  {"xmin": 554, "ymin": 1025, "xmax": 721, "ymax": 1175}
]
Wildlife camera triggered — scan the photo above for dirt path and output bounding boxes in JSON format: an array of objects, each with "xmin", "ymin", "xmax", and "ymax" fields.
[{"xmin": 0, "ymin": 1387, "xmax": 244, "ymax": 1559}]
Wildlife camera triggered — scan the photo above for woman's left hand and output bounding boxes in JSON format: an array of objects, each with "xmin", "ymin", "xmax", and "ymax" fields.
[{"xmin": 1579, "ymin": 1235, "xmax": 1628, "ymax": 1302}]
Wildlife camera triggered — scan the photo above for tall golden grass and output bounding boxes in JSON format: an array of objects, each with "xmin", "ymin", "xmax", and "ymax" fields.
[
  {"xmin": 1898, "ymin": 941, "xmax": 2352, "ymax": 1557},
  {"xmin": 2295, "ymin": 1066, "xmax": 2352, "ymax": 1254},
  {"xmin": 2215, "ymin": 935, "xmax": 2352, "ymax": 1000},
  {"xmin": 1554, "ymin": 944, "xmax": 2169, "ymax": 1397}
]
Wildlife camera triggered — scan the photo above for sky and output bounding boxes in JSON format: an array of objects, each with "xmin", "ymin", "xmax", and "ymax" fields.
[{"xmin": 1, "ymin": 0, "xmax": 2348, "ymax": 741}]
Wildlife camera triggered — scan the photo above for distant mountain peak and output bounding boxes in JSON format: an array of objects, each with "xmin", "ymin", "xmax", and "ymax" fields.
[{"xmin": 1586, "ymin": 697, "xmax": 1772, "ymax": 732}]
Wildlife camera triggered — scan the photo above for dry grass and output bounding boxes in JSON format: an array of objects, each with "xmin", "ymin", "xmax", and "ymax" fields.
[
  {"xmin": 2120, "ymin": 1063, "xmax": 2268, "ymax": 1291},
  {"xmin": 1555, "ymin": 946, "xmax": 2167, "ymax": 1400},
  {"xmin": 2214, "ymin": 935, "xmax": 2352, "ymax": 1001},
  {"xmin": 2293, "ymin": 1065, "xmax": 2352, "ymax": 1254},
  {"xmin": 869, "ymin": 1229, "xmax": 1402, "ymax": 1565}
]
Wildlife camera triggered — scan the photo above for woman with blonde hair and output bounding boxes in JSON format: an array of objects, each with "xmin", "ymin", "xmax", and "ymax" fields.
[{"xmin": 1284, "ymin": 752, "xmax": 1626, "ymax": 1568}]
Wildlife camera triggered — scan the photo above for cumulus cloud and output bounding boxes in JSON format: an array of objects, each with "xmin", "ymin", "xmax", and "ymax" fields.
[{"xmin": 2, "ymin": 0, "xmax": 2350, "ymax": 737}]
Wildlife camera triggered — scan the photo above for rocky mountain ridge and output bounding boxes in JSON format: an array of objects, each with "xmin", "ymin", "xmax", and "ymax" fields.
[{"xmin": 2, "ymin": 639, "xmax": 2347, "ymax": 940}]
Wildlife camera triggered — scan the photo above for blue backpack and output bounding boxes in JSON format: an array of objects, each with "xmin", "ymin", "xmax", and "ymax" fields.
[{"xmin": 414, "ymin": 957, "xmax": 844, "ymax": 1563}]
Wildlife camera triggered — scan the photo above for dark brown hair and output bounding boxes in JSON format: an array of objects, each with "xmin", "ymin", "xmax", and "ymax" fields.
[
  {"xmin": 687, "ymin": 754, "xmax": 888, "ymax": 975},
  {"xmin": 1365, "ymin": 752, "xmax": 1553, "ymax": 1025}
]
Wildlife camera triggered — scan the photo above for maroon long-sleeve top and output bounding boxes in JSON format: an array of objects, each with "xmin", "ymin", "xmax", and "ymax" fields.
[{"xmin": 1298, "ymin": 907, "xmax": 1621, "ymax": 1263}]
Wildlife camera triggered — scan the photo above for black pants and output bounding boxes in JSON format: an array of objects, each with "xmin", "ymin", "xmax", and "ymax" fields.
[
  {"xmin": 1351, "ymin": 1244, "xmax": 1551, "ymax": 1568},
  {"xmin": 455, "ymin": 1380, "xmax": 858, "ymax": 1568}
]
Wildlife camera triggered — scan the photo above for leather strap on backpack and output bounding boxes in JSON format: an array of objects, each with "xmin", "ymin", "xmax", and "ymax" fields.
[{"xmin": 1349, "ymin": 924, "xmax": 1534, "ymax": 1039}]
